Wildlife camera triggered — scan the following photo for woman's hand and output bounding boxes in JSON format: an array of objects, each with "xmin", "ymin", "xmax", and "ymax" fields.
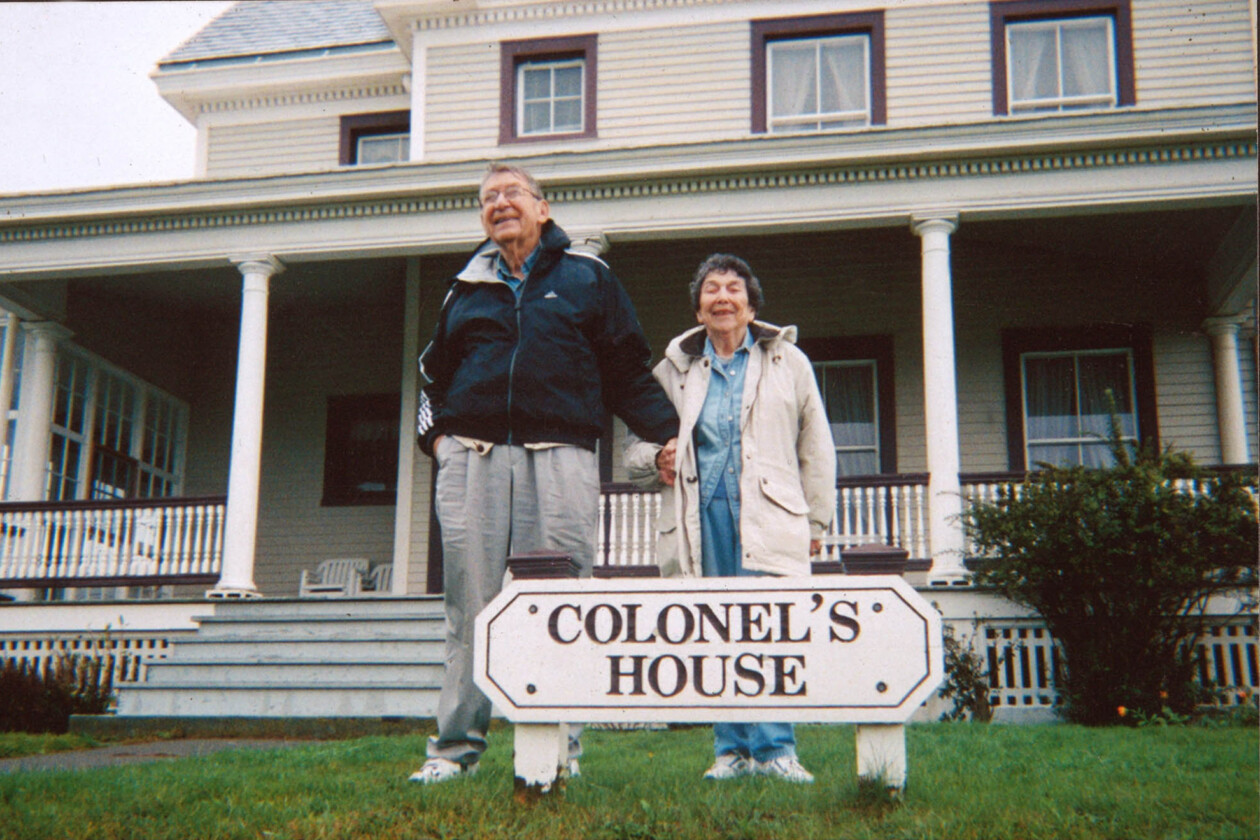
[{"xmin": 656, "ymin": 438, "xmax": 678, "ymax": 486}]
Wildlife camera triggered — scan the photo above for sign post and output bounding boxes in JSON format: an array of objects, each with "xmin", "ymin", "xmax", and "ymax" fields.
[{"xmin": 474, "ymin": 575, "xmax": 944, "ymax": 797}]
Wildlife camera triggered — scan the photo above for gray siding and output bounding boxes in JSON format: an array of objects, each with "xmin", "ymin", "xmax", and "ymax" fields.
[
  {"xmin": 191, "ymin": 0, "xmax": 1256, "ymax": 170},
  {"xmin": 1132, "ymin": 0, "xmax": 1257, "ymax": 109},
  {"xmin": 205, "ymin": 118, "xmax": 340, "ymax": 178},
  {"xmin": 885, "ymin": 3, "xmax": 993, "ymax": 127}
]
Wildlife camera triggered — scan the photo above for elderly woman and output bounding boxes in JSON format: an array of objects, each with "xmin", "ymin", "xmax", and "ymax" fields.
[{"xmin": 627, "ymin": 254, "xmax": 836, "ymax": 783}]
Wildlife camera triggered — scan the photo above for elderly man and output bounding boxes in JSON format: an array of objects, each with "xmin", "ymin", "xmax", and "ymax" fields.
[{"xmin": 410, "ymin": 163, "xmax": 679, "ymax": 784}]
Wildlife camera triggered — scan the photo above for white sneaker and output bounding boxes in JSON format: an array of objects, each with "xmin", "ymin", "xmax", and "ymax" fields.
[
  {"xmin": 703, "ymin": 753, "xmax": 754, "ymax": 780},
  {"xmin": 408, "ymin": 757, "xmax": 478, "ymax": 784},
  {"xmin": 567, "ymin": 758, "xmax": 581, "ymax": 777},
  {"xmin": 756, "ymin": 755, "xmax": 815, "ymax": 784}
]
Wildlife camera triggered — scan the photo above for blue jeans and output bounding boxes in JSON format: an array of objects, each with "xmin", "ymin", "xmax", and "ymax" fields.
[{"xmin": 701, "ymin": 491, "xmax": 797, "ymax": 763}]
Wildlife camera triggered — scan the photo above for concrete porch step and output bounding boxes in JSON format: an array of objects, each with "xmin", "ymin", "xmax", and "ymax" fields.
[
  {"xmin": 116, "ymin": 684, "xmax": 442, "ymax": 717},
  {"xmin": 143, "ymin": 660, "xmax": 445, "ymax": 685},
  {"xmin": 115, "ymin": 597, "xmax": 450, "ymax": 719},
  {"xmin": 157, "ymin": 636, "xmax": 444, "ymax": 662},
  {"xmin": 189, "ymin": 614, "xmax": 445, "ymax": 640}
]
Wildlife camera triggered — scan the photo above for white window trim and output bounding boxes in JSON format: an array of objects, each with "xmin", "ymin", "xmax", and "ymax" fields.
[
  {"xmin": 1005, "ymin": 15, "xmax": 1117, "ymax": 113},
  {"xmin": 516, "ymin": 57, "xmax": 586, "ymax": 137},
  {"xmin": 767, "ymin": 33, "xmax": 872, "ymax": 133}
]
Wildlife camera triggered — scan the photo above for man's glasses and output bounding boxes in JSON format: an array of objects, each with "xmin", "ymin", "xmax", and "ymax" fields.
[{"xmin": 480, "ymin": 186, "xmax": 540, "ymax": 207}]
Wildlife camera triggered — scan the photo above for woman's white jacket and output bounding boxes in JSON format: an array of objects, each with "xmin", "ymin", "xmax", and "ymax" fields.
[{"xmin": 625, "ymin": 322, "xmax": 836, "ymax": 578}]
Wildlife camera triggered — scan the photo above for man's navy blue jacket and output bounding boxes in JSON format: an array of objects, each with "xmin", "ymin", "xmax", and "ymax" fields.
[{"xmin": 417, "ymin": 221, "xmax": 679, "ymax": 456}]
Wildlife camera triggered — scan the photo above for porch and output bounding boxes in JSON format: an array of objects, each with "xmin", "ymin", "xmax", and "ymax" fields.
[{"xmin": 3, "ymin": 467, "xmax": 1254, "ymax": 591}]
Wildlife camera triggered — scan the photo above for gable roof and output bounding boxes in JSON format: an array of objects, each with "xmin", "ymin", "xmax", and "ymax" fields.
[{"xmin": 159, "ymin": 0, "xmax": 394, "ymax": 66}]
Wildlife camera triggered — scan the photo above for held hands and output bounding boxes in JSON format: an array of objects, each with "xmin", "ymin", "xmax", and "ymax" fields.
[
  {"xmin": 809, "ymin": 539, "xmax": 822, "ymax": 557},
  {"xmin": 655, "ymin": 438, "xmax": 678, "ymax": 486}
]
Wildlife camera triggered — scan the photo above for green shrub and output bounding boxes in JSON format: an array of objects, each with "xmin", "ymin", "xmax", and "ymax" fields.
[
  {"xmin": 960, "ymin": 419, "xmax": 1258, "ymax": 726},
  {"xmin": 938, "ymin": 623, "xmax": 993, "ymax": 722},
  {"xmin": 0, "ymin": 653, "xmax": 118, "ymax": 734}
]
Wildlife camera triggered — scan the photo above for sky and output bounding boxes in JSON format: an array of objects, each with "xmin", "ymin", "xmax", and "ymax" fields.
[{"xmin": 0, "ymin": 1, "xmax": 235, "ymax": 194}]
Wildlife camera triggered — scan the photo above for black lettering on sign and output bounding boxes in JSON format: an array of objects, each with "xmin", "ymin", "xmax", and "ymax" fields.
[
  {"xmin": 607, "ymin": 655, "xmax": 646, "ymax": 695},
  {"xmin": 734, "ymin": 653, "xmax": 766, "ymax": 696},
  {"xmin": 547, "ymin": 604, "xmax": 580, "ymax": 644},
  {"xmin": 829, "ymin": 600, "xmax": 861, "ymax": 642}
]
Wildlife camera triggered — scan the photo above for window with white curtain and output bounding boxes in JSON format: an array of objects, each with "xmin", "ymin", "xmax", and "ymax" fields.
[
  {"xmin": 768, "ymin": 34, "xmax": 871, "ymax": 132},
  {"xmin": 814, "ymin": 359, "xmax": 880, "ymax": 476},
  {"xmin": 518, "ymin": 57, "xmax": 585, "ymax": 136},
  {"xmin": 1006, "ymin": 15, "xmax": 1116, "ymax": 112},
  {"xmin": 1021, "ymin": 349, "xmax": 1136, "ymax": 468}
]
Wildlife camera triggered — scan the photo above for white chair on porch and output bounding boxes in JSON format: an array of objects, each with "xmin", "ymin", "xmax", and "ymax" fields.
[
  {"xmin": 364, "ymin": 563, "xmax": 393, "ymax": 595},
  {"xmin": 298, "ymin": 557, "xmax": 369, "ymax": 597}
]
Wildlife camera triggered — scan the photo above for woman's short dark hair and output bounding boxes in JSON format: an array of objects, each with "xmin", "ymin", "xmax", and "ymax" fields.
[{"xmin": 690, "ymin": 254, "xmax": 764, "ymax": 313}]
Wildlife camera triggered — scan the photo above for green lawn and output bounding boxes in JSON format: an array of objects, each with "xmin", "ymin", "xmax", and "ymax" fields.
[{"xmin": 2, "ymin": 723, "xmax": 1255, "ymax": 840}]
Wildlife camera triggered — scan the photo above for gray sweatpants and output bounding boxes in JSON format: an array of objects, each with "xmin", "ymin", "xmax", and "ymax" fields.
[{"xmin": 426, "ymin": 437, "xmax": 598, "ymax": 766}]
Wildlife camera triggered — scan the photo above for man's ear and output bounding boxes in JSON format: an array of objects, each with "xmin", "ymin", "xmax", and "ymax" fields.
[{"xmin": 538, "ymin": 198, "xmax": 551, "ymax": 223}]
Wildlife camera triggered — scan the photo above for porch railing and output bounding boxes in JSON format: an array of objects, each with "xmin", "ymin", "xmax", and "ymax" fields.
[
  {"xmin": 600, "ymin": 466, "xmax": 1257, "ymax": 570},
  {"xmin": 0, "ymin": 496, "xmax": 226, "ymax": 588},
  {"xmin": 598, "ymin": 475, "xmax": 934, "ymax": 567}
]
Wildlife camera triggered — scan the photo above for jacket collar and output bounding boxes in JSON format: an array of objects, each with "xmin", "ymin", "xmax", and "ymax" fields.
[
  {"xmin": 456, "ymin": 220, "xmax": 571, "ymax": 284},
  {"xmin": 665, "ymin": 321, "xmax": 797, "ymax": 373}
]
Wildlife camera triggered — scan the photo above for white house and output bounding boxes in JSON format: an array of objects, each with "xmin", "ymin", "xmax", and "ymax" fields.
[{"xmin": 0, "ymin": 0, "xmax": 1254, "ymax": 721}]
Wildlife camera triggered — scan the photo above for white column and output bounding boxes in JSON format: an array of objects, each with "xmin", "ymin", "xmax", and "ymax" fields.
[
  {"xmin": 0, "ymin": 311, "xmax": 21, "ymax": 497},
  {"xmin": 391, "ymin": 258, "xmax": 422, "ymax": 594},
  {"xmin": 210, "ymin": 256, "xmax": 284, "ymax": 598},
  {"xmin": 566, "ymin": 229, "xmax": 610, "ymax": 258},
  {"xmin": 408, "ymin": 31, "xmax": 426, "ymax": 162},
  {"xmin": 911, "ymin": 214, "xmax": 968, "ymax": 585},
  {"xmin": 1204, "ymin": 315, "xmax": 1251, "ymax": 464},
  {"xmin": 9, "ymin": 322, "xmax": 72, "ymax": 502}
]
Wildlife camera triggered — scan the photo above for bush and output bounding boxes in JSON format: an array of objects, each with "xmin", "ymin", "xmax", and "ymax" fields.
[
  {"xmin": 0, "ymin": 653, "xmax": 118, "ymax": 734},
  {"xmin": 938, "ymin": 623, "xmax": 993, "ymax": 722},
  {"xmin": 960, "ymin": 420, "xmax": 1258, "ymax": 725}
]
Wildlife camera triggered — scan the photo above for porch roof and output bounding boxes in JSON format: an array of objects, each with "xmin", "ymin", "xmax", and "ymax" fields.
[{"xmin": 0, "ymin": 104, "xmax": 1253, "ymax": 286}]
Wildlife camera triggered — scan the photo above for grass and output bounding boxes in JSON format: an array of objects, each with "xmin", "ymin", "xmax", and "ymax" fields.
[
  {"xmin": 0, "ymin": 733, "xmax": 106, "ymax": 759},
  {"xmin": 0, "ymin": 722, "xmax": 1255, "ymax": 840}
]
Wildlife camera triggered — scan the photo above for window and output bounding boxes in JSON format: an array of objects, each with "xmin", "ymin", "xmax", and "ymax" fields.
[
  {"xmin": 322, "ymin": 394, "xmax": 400, "ymax": 506},
  {"xmin": 752, "ymin": 12, "xmax": 886, "ymax": 134},
  {"xmin": 48, "ymin": 348, "xmax": 188, "ymax": 502},
  {"xmin": 1003, "ymin": 326, "xmax": 1157, "ymax": 471},
  {"xmin": 339, "ymin": 111, "xmax": 410, "ymax": 165},
  {"xmin": 990, "ymin": 0, "xmax": 1134, "ymax": 115},
  {"xmin": 1022, "ymin": 350, "xmax": 1136, "ymax": 467},
  {"xmin": 816, "ymin": 360, "xmax": 880, "ymax": 475},
  {"xmin": 799, "ymin": 336, "xmax": 896, "ymax": 477},
  {"xmin": 500, "ymin": 35, "xmax": 597, "ymax": 144}
]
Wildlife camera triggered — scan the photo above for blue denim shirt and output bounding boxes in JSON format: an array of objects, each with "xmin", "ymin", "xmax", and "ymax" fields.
[
  {"xmin": 495, "ymin": 244, "xmax": 542, "ymax": 297},
  {"xmin": 694, "ymin": 329, "xmax": 755, "ymax": 508}
]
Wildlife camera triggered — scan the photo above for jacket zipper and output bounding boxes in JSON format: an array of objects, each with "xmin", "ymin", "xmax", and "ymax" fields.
[{"xmin": 506, "ymin": 286, "xmax": 524, "ymax": 445}]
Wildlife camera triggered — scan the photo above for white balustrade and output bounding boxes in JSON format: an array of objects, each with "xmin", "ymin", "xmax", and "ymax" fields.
[{"xmin": 0, "ymin": 498, "xmax": 226, "ymax": 585}]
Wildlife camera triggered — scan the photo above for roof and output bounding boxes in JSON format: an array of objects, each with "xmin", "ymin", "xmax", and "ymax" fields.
[{"xmin": 159, "ymin": 0, "xmax": 394, "ymax": 66}]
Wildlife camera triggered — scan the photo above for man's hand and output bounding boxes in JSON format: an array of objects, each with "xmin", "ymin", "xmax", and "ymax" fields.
[
  {"xmin": 809, "ymin": 539, "xmax": 822, "ymax": 557},
  {"xmin": 656, "ymin": 438, "xmax": 678, "ymax": 486}
]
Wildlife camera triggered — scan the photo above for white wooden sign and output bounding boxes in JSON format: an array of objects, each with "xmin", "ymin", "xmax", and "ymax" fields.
[{"xmin": 474, "ymin": 576, "xmax": 943, "ymax": 725}]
